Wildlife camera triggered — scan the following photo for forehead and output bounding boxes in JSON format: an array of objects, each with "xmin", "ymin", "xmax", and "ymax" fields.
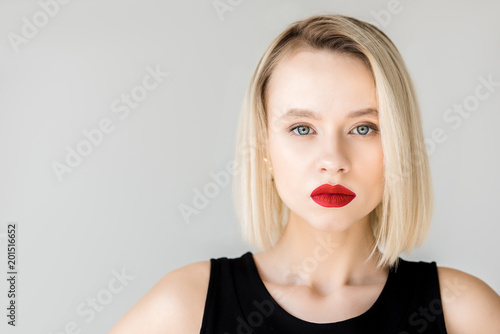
[{"xmin": 266, "ymin": 49, "xmax": 377, "ymax": 117}]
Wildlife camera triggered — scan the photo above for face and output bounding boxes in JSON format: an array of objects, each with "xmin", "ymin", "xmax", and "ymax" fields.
[{"xmin": 266, "ymin": 49, "xmax": 384, "ymax": 232}]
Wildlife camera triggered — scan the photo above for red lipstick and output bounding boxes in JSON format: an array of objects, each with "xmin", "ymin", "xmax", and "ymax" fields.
[{"xmin": 310, "ymin": 184, "xmax": 356, "ymax": 208}]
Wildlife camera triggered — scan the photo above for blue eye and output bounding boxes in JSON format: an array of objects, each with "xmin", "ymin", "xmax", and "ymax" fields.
[
  {"xmin": 289, "ymin": 123, "xmax": 379, "ymax": 136},
  {"xmin": 353, "ymin": 124, "xmax": 377, "ymax": 136},
  {"xmin": 290, "ymin": 125, "xmax": 315, "ymax": 136}
]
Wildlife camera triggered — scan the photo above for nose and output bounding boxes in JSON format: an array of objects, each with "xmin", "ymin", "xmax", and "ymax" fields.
[{"xmin": 316, "ymin": 134, "xmax": 351, "ymax": 175}]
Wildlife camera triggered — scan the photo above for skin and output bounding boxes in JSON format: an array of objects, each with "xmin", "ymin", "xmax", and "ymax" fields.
[
  {"xmin": 256, "ymin": 48, "xmax": 387, "ymax": 322},
  {"xmin": 108, "ymin": 49, "xmax": 500, "ymax": 333}
]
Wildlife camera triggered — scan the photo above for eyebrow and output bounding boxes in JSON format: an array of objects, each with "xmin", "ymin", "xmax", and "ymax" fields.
[{"xmin": 279, "ymin": 107, "xmax": 379, "ymax": 120}]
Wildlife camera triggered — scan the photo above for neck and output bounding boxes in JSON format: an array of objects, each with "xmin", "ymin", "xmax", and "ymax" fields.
[{"xmin": 259, "ymin": 212, "xmax": 386, "ymax": 294}]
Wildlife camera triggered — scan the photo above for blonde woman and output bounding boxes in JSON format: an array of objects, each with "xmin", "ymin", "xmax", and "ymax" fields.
[{"xmin": 110, "ymin": 13, "xmax": 500, "ymax": 333}]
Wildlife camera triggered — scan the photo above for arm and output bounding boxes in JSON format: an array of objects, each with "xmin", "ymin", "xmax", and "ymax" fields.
[
  {"xmin": 438, "ymin": 266, "xmax": 500, "ymax": 334},
  {"xmin": 108, "ymin": 260, "xmax": 211, "ymax": 334}
]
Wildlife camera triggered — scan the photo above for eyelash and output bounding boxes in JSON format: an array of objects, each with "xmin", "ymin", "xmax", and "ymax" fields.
[{"xmin": 289, "ymin": 123, "xmax": 379, "ymax": 137}]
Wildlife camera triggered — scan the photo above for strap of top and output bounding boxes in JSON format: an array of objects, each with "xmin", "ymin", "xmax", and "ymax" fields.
[
  {"xmin": 391, "ymin": 258, "xmax": 448, "ymax": 333},
  {"xmin": 200, "ymin": 255, "xmax": 241, "ymax": 333}
]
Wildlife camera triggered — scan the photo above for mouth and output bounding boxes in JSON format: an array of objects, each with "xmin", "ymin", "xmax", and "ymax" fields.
[{"xmin": 310, "ymin": 184, "xmax": 356, "ymax": 208}]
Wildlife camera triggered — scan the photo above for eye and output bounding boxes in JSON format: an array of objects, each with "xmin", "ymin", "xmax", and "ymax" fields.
[
  {"xmin": 289, "ymin": 124, "xmax": 315, "ymax": 136},
  {"xmin": 352, "ymin": 123, "xmax": 379, "ymax": 136},
  {"xmin": 289, "ymin": 123, "xmax": 379, "ymax": 137}
]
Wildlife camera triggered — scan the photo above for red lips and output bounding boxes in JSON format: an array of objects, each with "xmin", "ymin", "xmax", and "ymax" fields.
[{"xmin": 310, "ymin": 184, "xmax": 356, "ymax": 208}]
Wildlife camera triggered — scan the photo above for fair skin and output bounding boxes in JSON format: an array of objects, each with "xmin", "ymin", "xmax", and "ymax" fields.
[{"xmin": 109, "ymin": 50, "xmax": 500, "ymax": 333}]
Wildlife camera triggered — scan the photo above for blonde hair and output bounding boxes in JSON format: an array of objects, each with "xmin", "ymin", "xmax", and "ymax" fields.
[{"xmin": 232, "ymin": 13, "xmax": 433, "ymax": 268}]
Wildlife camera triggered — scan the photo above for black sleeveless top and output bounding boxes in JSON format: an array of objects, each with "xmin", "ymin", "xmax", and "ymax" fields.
[{"xmin": 200, "ymin": 251, "xmax": 448, "ymax": 333}]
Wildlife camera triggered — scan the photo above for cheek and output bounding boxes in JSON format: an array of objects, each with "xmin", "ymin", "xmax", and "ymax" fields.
[
  {"xmin": 269, "ymin": 133, "xmax": 293, "ymax": 164},
  {"xmin": 269, "ymin": 138, "xmax": 308, "ymax": 191},
  {"xmin": 357, "ymin": 142, "xmax": 384, "ymax": 181},
  {"xmin": 271, "ymin": 141, "xmax": 300, "ymax": 177}
]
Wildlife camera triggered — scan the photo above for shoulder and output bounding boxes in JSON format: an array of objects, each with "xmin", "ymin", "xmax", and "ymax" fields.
[
  {"xmin": 109, "ymin": 260, "xmax": 211, "ymax": 333},
  {"xmin": 437, "ymin": 266, "xmax": 500, "ymax": 334}
]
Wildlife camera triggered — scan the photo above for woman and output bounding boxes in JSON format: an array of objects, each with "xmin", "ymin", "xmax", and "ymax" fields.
[{"xmin": 110, "ymin": 13, "xmax": 500, "ymax": 333}]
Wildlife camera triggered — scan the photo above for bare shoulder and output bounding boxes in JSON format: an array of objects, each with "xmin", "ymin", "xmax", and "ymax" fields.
[
  {"xmin": 109, "ymin": 260, "xmax": 211, "ymax": 334},
  {"xmin": 437, "ymin": 266, "xmax": 500, "ymax": 334}
]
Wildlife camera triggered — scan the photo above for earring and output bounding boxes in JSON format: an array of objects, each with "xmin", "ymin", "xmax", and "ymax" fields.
[
  {"xmin": 263, "ymin": 157, "xmax": 274, "ymax": 182},
  {"xmin": 263, "ymin": 157, "xmax": 272, "ymax": 171}
]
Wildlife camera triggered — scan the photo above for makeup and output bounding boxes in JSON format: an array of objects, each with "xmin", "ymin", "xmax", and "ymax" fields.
[{"xmin": 310, "ymin": 184, "xmax": 356, "ymax": 208}]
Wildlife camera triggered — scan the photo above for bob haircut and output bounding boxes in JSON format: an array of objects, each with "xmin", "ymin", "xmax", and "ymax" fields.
[{"xmin": 232, "ymin": 13, "xmax": 433, "ymax": 268}]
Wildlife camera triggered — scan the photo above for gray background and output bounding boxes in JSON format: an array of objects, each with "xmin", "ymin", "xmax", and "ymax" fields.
[{"xmin": 0, "ymin": 0, "xmax": 499, "ymax": 332}]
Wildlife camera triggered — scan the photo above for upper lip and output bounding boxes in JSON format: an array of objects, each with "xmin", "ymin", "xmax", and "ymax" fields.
[{"xmin": 311, "ymin": 184, "xmax": 356, "ymax": 197}]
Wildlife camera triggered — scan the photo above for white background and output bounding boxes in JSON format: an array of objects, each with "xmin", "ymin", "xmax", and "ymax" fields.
[{"xmin": 0, "ymin": 0, "xmax": 499, "ymax": 332}]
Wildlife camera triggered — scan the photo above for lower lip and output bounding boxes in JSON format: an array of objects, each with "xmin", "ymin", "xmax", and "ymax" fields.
[{"xmin": 311, "ymin": 193, "xmax": 355, "ymax": 208}]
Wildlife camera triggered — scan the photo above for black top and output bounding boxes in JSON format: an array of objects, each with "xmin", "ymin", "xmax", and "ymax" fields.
[{"xmin": 200, "ymin": 251, "xmax": 448, "ymax": 333}]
